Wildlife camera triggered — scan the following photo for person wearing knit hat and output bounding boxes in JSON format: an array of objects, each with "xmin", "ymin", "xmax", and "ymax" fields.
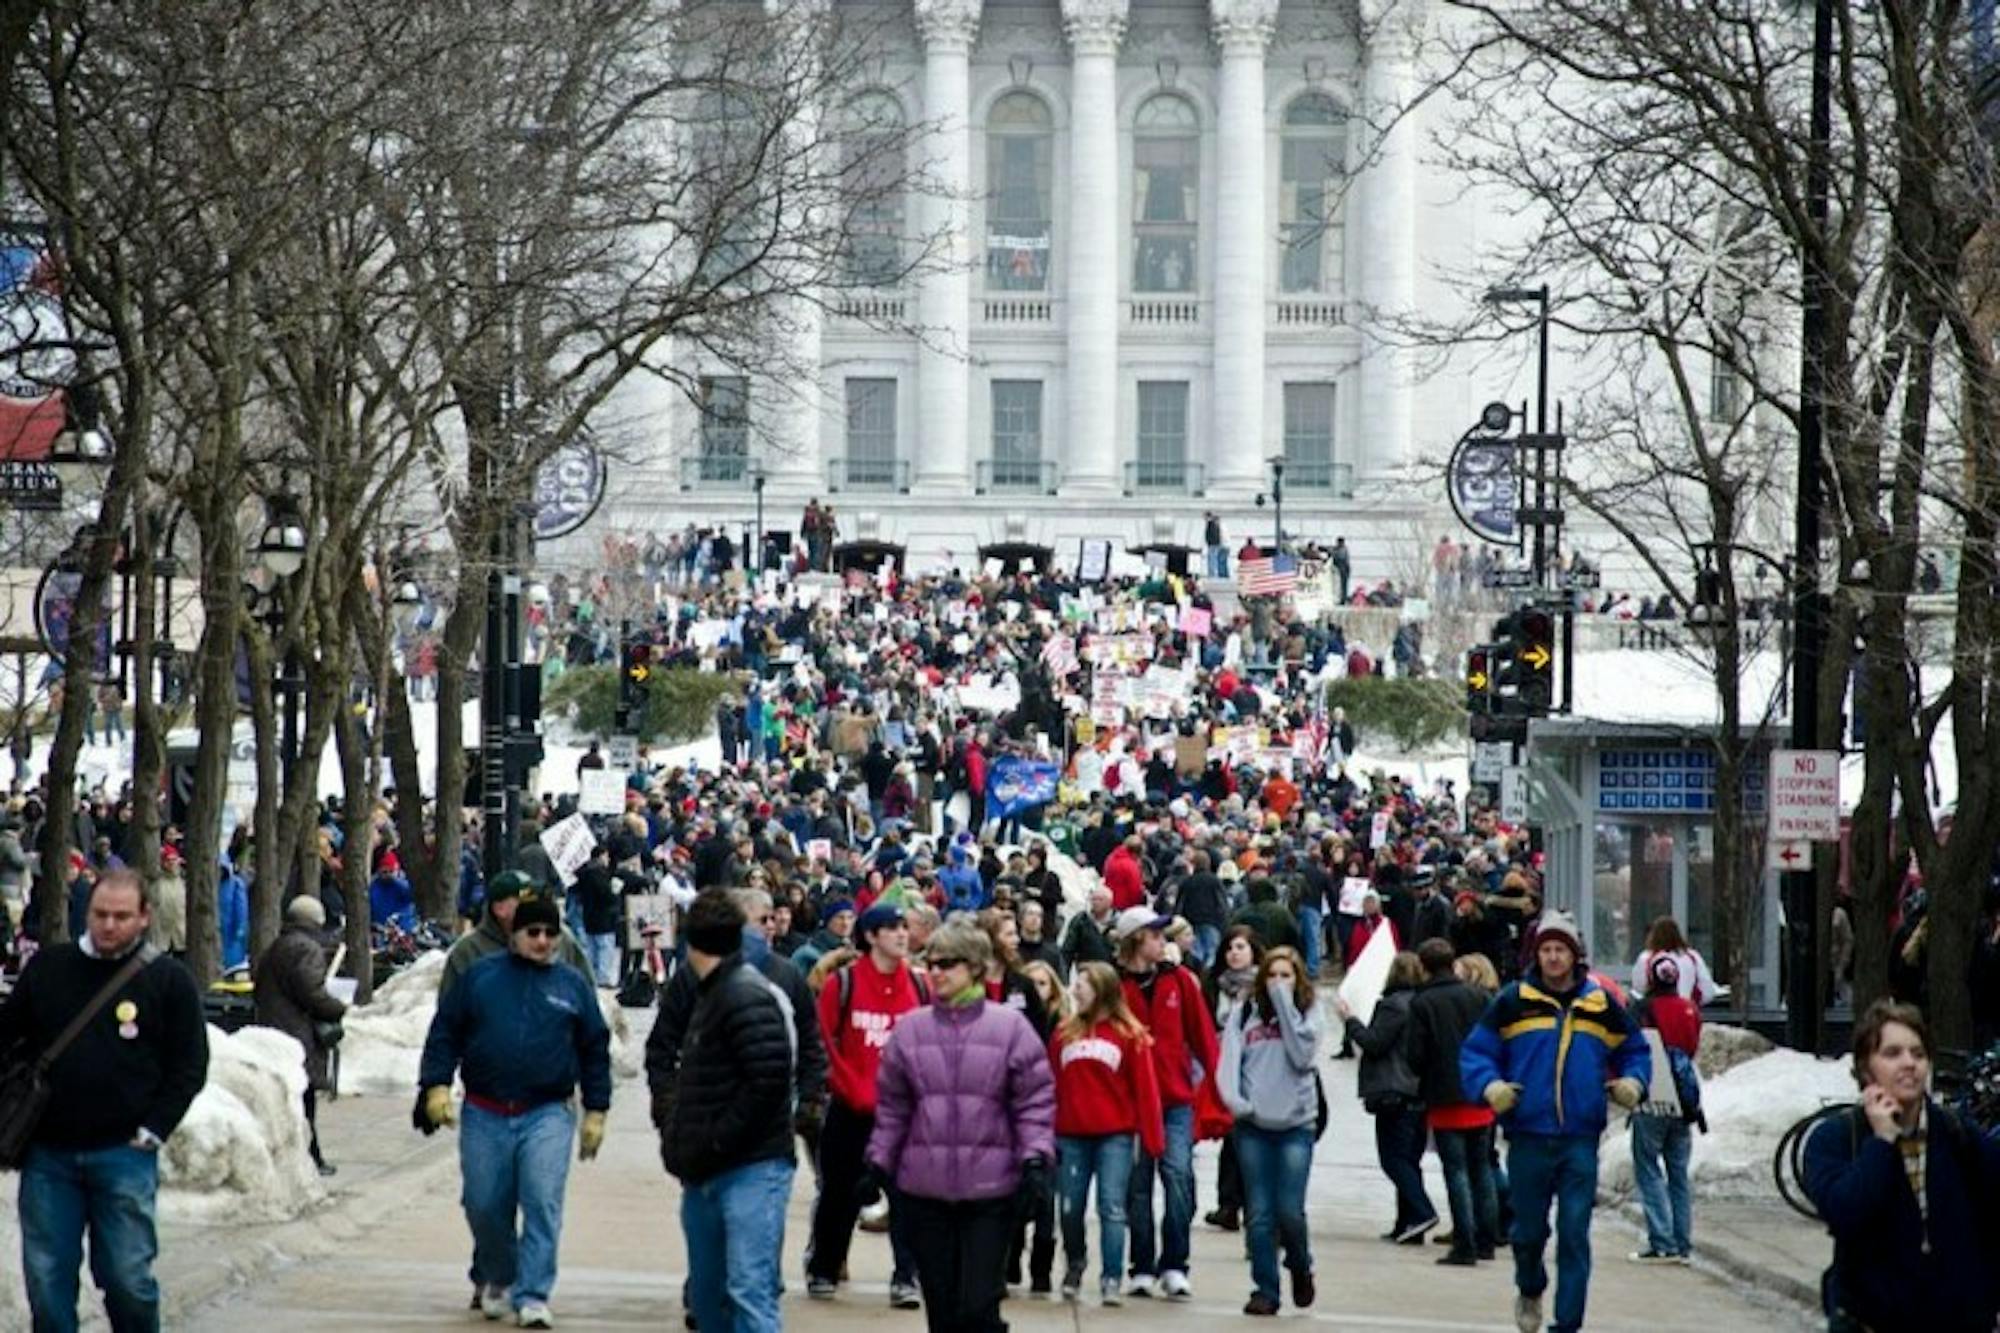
[
  {"xmin": 256, "ymin": 894, "xmax": 349, "ymax": 1175},
  {"xmin": 1459, "ymin": 905, "xmax": 1652, "ymax": 1333},
  {"xmin": 417, "ymin": 872, "xmax": 613, "ymax": 1329}
]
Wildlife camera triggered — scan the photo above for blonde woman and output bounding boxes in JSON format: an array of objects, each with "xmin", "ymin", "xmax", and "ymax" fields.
[
  {"xmin": 1453, "ymin": 952, "xmax": 1501, "ymax": 996},
  {"xmin": 1049, "ymin": 962, "xmax": 1165, "ymax": 1305}
]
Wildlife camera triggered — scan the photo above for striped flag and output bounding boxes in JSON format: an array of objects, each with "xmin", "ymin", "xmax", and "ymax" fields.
[{"xmin": 1237, "ymin": 552, "xmax": 1299, "ymax": 598}]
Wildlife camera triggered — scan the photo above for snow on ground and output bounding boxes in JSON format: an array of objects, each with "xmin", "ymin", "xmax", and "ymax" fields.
[
  {"xmin": 339, "ymin": 948, "xmax": 643, "ymax": 1101},
  {"xmin": 158, "ymin": 1024, "xmax": 325, "ymax": 1225},
  {"xmin": 1601, "ymin": 1046, "xmax": 1854, "ymax": 1201}
]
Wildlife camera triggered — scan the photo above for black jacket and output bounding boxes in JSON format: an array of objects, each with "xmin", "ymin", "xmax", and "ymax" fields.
[
  {"xmin": 0, "ymin": 943, "xmax": 208, "ymax": 1149},
  {"xmin": 648, "ymin": 933, "xmax": 826, "ymax": 1119},
  {"xmin": 1405, "ymin": 974, "xmax": 1488, "ymax": 1108},
  {"xmin": 1175, "ymin": 872, "xmax": 1229, "ymax": 929},
  {"xmin": 252, "ymin": 924, "xmax": 347, "ymax": 1091},
  {"xmin": 1344, "ymin": 984, "xmax": 1421, "ymax": 1110},
  {"xmin": 1411, "ymin": 894, "xmax": 1453, "ymax": 948},
  {"xmin": 657, "ymin": 953, "xmax": 797, "ymax": 1184}
]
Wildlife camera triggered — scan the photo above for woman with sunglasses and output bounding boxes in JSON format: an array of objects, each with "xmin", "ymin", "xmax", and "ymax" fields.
[{"xmin": 865, "ymin": 919, "xmax": 1056, "ymax": 1333}]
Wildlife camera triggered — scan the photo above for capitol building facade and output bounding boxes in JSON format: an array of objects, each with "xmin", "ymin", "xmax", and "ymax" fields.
[{"xmin": 564, "ymin": 0, "xmax": 1502, "ymax": 576}]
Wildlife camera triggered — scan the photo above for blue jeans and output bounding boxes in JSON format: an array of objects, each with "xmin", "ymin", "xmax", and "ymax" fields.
[
  {"xmin": 1058, "ymin": 1133, "xmax": 1135, "ymax": 1286},
  {"xmin": 1126, "ymin": 1101, "xmax": 1194, "ymax": 1278},
  {"xmin": 1208, "ymin": 545, "xmax": 1229, "ymax": 578},
  {"xmin": 1507, "ymin": 1133, "xmax": 1600, "ymax": 1333},
  {"xmin": 585, "ymin": 932, "xmax": 618, "ymax": 986},
  {"xmin": 681, "ymin": 1157, "xmax": 795, "ymax": 1333},
  {"xmin": 1235, "ymin": 1124, "xmax": 1314, "ymax": 1302},
  {"xmin": 1435, "ymin": 1125, "xmax": 1501, "ymax": 1254},
  {"xmin": 1297, "ymin": 907, "xmax": 1323, "ymax": 975},
  {"xmin": 20, "ymin": 1143, "xmax": 160, "ymax": 1333},
  {"xmin": 460, "ymin": 1101, "xmax": 575, "ymax": 1308},
  {"xmin": 1630, "ymin": 1112, "xmax": 1692, "ymax": 1257},
  {"xmin": 1190, "ymin": 924, "xmax": 1222, "ymax": 970}
]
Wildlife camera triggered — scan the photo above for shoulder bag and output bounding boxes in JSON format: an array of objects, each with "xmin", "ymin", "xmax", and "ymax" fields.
[{"xmin": 0, "ymin": 947, "xmax": 154, "ymax": 1169}]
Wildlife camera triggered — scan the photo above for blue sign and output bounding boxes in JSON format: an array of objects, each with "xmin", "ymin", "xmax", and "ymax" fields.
[
  {"xmin": 1594, "ymin": 748, "xmax": 1766, "ymax": 815},
  {"xmin": 987, "ymin": 756, "xmax": 1059, "ymax": 821},
  {"xmin": 532, "ymin": 441, "xmax": 607, "ymax": 541}
]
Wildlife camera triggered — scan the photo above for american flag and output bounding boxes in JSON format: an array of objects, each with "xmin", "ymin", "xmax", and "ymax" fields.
[{"xmin": 1237, "ymin": 552, "xmax": 1299, "ymax": 598}]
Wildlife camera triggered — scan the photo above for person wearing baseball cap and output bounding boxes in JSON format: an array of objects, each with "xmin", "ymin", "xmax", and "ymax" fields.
[
  {"xmin": 1459, "ymin": 909, "xmax": 1651, "ymax": 1333},
  {"xmin": 1116, "ymin": 901, "xmax": 1219, "ymax": 1302},
  {"xmin": 440, "ymin": 869, "xmax": 590, "ymax": 998}
]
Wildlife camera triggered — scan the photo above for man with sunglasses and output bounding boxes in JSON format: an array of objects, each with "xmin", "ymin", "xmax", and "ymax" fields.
[{"xmin": 419, "ymin": 895, "xmax": 612, "ymax": 1329}]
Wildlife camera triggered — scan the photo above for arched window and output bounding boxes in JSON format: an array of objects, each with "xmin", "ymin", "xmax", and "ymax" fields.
[
  {"xmin": 842, "ymin": 90, "xmax": 906, "ymax": 287},
  {"xmin": 1279, "ymin": 92, "xmax": 1347, "ymax": 293},
  {"xmin": 1133, "ymin": 94, "xmax": 1199, "ymax": 293},
  {"xmin": 986, "ymin": 91, "xmax": 1053, "ymax": 291}
]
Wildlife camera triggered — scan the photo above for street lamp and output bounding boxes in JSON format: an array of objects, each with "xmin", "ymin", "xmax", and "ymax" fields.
[
  {"xmin": 751, "ymin": 466, "xmax": 768, "ymax": 573},
  {"xmin": 391, "ymin": 580, "xmax": 424, "ymax": 637},
  {"xmin": 256, "ymin": 494, "xmax": 308, "ymax": 580}
]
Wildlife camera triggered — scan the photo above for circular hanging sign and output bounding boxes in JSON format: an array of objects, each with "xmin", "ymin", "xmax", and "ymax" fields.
[
  {"xmin": 34, "ymin": 559, "xmax": 115, "ymax": 683},
  {"xmin": 532, "ymin": 442, "xmax": 607, "ymax": 542},
  {"xmin": 1446, "ymin": 426, "xmax": 1520, "ymax": 547}
]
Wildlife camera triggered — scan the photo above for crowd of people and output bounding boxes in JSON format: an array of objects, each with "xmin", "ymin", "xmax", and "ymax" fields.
[{"xmin": 4, "ymin": 549, "xmax": 1999, "ymax": 1333}]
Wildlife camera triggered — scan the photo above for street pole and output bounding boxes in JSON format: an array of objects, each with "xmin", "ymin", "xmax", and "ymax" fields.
[
  {"xmin": 1271, "ymin": 459, "xmax": 1284, "ymax": 554},
  {"xmin": 754, "ymin": 472, "xmax": 766, "ymax": 574},
  {"xmin": 481, "ymin": 506, "xmax": 506, "ymax": 883},
  {"xmin": 1785, "ymin": 0, "xmax": 1834, "ymax": 1055}
]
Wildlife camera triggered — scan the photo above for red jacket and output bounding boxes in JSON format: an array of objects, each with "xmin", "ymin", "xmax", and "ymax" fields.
[
  {"xmin": 818, "ymin": 958, "xmax": 925, "ymax": 1115},
  {"xmin": 1639, "ymin": 991, "xmax": 1702, "ymax": 1057},
  {"xmin": 1348, "ymin": 914, "xmax": 1399, "ymax": 961},
  {"xmin": 1050, "ymin": 1020, "xmax": 1166, "ymax": 1159},
  {"xmin": 1120, "ymin": 964, "xmax": 1219, "ymax": 1111},
  {"xmin": 1103, "ymin": 846, "xmax": 1145, "ymax": 911}
]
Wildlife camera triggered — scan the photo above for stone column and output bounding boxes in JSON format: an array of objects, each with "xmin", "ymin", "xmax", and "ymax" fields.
[
  {"xmin": 1208, "ymin": 0, "xmax": 1278, "ymax": 500},
  {"xmin": 1356, "ymin": 3, "xmax": 1417, "ymax": 478},
  {"xmin": 1059, "ymin": 0, "xmax": 1128, "ymax": 495},
  {"xmin": 913, "ymin": 0, "xmax": 981, "ymax": 493},
  {"xmin": 763, "ymin": 0, "xmax": 826, "ymax": 491}
]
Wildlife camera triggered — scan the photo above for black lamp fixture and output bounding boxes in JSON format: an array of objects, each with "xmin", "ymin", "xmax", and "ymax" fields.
[{"xmin": 256, "ymin": 492, "xmax": 308, "ymax": 580}]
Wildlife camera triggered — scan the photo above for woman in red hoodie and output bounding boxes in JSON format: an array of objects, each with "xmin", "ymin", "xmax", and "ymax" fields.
[{"xmin": 1050, "ymin": 962, "xmax": 1166, "ymax": 1306}]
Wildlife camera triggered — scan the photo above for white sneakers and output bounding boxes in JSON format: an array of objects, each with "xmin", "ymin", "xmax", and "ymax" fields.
[
  {"xmin": 1123, "ymin": 1274, "xmax": 1156, "ymax": 1299},
  {"xmin": 1158, "ymin": 1270, "xmax": 1193, "ymax": 1301},
  {"xmin": 1514, "ymin": 1291, "xmax": 1543, "ymax": 1333},
  {"xmin": 517, "ymin": 1302, "xmax": 554, "ymax": 1329},
  {"xmin": 479, "ymin": 1285, "xmax": 511, "ymax": 1321}
]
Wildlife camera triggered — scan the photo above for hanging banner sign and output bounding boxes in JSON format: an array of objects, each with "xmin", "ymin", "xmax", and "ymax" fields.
[
  {"xmin": 1447, "ymin": 425, "xmax": 1519, "ymax": 546},
  {"xmin": 532, "ymin": 441, "xmax": 607, "ymax": 541}
]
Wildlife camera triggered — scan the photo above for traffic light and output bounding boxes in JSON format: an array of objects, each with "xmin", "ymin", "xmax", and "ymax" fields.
[
  {"xmin": 617, "ymin": 639, "xmax": 653, "ymax": 732},
  {"xmin": 1492, "ymin": 607, "xmax": 1556, "ymax": 716},
  {"xmin": 1465, "ymin": 645, "xmax": 1494, "ymax": 716}
]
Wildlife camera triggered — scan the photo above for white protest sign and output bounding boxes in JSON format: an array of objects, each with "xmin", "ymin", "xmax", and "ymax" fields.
[
  {"xmin": 806, "ymin": 838, "xmax": 833, "ymax": 864},
  {"xmin": 579, "ymin": 769, "xmax": 627, "ymax": 815},
  {"xmin": 540, "ymin": 812, "xmax": 597, "ymax": 888},
  {"xmin": 1338, "ymin": 876, "xmax": 1372, "ymax": 916},
  {"xmin": 1369, "ymin": 811, "xmax": 1391, "ymax": 848},
  {"xmin": 1337, "ymin": 923, "xmax": 1397, "ymax": 1027},
  {"xmin": 1639, "ymin": 1030, "xmax": 1685, "ymax": 1119}
]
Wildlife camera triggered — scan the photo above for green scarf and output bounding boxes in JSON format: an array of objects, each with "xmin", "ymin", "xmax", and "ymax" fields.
[{"xmin": 941, "ymin": 981, "xmax": 985, "ymax": 1008}]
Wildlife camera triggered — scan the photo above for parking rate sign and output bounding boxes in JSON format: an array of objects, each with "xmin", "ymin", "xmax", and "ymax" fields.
[{"xmin": 1768, "ymin": 749, "xmax": 1840, "ymax": 842}]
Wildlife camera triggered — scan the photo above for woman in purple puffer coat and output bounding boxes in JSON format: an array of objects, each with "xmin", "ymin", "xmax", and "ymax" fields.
[{"xmin": 866, "ymin": 917, "xmax": 1057, "ymax": 1332}]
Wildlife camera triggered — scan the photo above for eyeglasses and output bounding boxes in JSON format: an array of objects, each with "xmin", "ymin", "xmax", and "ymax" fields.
[
  {"xmin": 519, "ymin": 926, "xmax": 558, "ymax": 939},
  {"xmin": 926, "ymin": 957, "xmax": 966, "ymax": 970}
]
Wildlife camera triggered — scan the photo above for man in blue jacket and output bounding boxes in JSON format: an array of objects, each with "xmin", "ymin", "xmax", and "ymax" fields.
[
  {"xmin": 419, "ymin": 895, "xmax": 612, "ymax": 1329},
  {"xmin": 1460, "ymin": 911, "xmax": 1649, "ymax": 1333}
]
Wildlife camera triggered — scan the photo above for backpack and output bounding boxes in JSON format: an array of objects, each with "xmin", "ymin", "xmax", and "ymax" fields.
[
  {"xmin": 835, "ymin": 961, "xmax": 930, "ymax": 1033},
  {"xmin": 1664, "ymin": 1043, "xmax": 1706, "ymax": 1131}
]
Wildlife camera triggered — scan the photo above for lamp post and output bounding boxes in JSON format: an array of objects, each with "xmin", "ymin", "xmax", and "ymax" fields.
[
  {"xmin": 1270, "ymin": 457, "xmax": 1284, "ymax": 554},
  {"xmin": 752, "ymin": 467, "xmax": 767, "ymax": 573},
  {"xmin": 254, "ymin": 495, "xmax": 310, "ymax": 793}
]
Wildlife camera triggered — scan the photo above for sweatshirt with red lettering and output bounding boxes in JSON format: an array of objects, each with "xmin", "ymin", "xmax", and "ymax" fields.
[
  {"xmin": 1050, "ymin": 1019, "xmax": 1166, "ymax": 1159},
  {"xmin": 1120, "ymin": 962, "xmax": 1220, "ymax": 1110},
  {"xmin": 819, "ymin": 958, "xmax": 925, "ymax": 1115}
]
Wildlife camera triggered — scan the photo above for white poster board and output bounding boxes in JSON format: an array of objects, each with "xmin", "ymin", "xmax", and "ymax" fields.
[
  {"xmin": 1337, "ymin": 876, "xmax": 1372, "ymax": 916},
  {"xmin": 579, "ymin": 769, "xmax": 627, "ymax": 815},
  {"xmin": 624, "ymin": 893, "xmax": 676, "ymax": 953},
  {"xmin": 540, "ymin": 813, "xmax": 597, "ymax": 888},
  {"xmin": 1638, "ymin": 1030, "xmax": 1685, "ymax": 1119},
  {"xmin": 1336, "ymin": 924, "xmax": 1397, "ymax": 1027}
]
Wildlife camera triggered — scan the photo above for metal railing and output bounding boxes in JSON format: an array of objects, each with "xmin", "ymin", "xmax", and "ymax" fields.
[
  {"xmin": 1122, "ymin": 459, "xmax": 1205, "ymax": 495},
  {"xmin": 981, "ymin": 296, "xmax": 1056, "ymax": 324},
  {"xmin": 825, "ymin": 455, "xmax": 909, "ymax": 493},
  {"xmin": 1281, "ymin": 460, "xmax": 1356, "ymax": 496},
  {"xmin": 976, "ymin": 458, "xmax": 1058, "ymax": 494},
  {"xmin": 679, "ymin": 454, "xmax": 754, "ymax": 489},
  {"xmin": 833, "ymin": 293, "xmax": 909, "ymax": 323}
]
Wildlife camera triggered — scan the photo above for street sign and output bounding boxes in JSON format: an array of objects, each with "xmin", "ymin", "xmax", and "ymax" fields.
[
  {"xmin": 1560, "ymin": 570, "xmax": 1601, "ymax": 590},
  {"xmin": 1482, "ymin": 568, "xmax": 1536, "ymax": 590},
  {"xmin": 608, "ymin": 734, "xmax": 638, "ymax": 769},
  {"xmin": 1500, "ymin": 767, "xmax": 1529, "ymax": 823},
  {"xmin": 1770, "ymin": 839, "xmax": 1811, "ymax": 871},
  {"xmin": 1472, "ymin": 742, "xmax": 1507, "ymax": 782},
  {"xmin": 1768, "ymin": 748, "xmax": 1840, "ymax": 843}
]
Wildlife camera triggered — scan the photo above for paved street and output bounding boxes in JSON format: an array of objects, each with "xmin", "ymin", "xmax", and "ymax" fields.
[{"xmin": 186, "ymin": 1011, "xmax": 1813, "ymax": 1332}]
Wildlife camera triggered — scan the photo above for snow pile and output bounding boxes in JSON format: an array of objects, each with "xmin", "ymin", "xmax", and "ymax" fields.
[
  {"xmin": 338, "ymin": 947, "xmax": 641, "ymax": 1098},
  {"xmin": 1601, "ymin": 1048, "xmax": 1854, "ymax": 1201},
  {"xmin": 1697, "ymin": 1023, "xmax": 1775, "ymax": 1080},
  {"xmin": 158, "ymin": 1024, "xmax": 324, "ymax": 1224}
]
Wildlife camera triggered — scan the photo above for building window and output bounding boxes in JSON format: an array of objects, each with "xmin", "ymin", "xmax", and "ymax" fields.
[
  {"xmin": 986, "ymin": 92, "xmax": 1053, "ymax": 292},
  {"xmin": 698, "ymin": 376, "xmax": 749, "ymax": 483},
  {"xmin": 1133, "ymin": 95, "xmax": 1199, "ymax": 293},
  {"xmin": 1279, "ymin": 93, "xmax": 1347, "ymax": 293},
  {"xmin": 1709, "ymin": 358, "xmax": 1746, "ymax": 422},
  {"xmin": 692, "ymin": 91, "xmax": 764, "ymax": 284},
  {"xmin": 844, "ymin": 377, "xmax": 897, "ymax": 485},
  {"xmin": 1135, "ymin": 380, "xmax": 1189, "ymax": 488},
  {"xmin": 1282, "ymin": 383, "xmax": 1337, "ymax": 489},
  {"xmin": 990, "ymin": 380, "xmax": 1043, "ymax": 488},
  {"xmin": 842, "ymin": 91, "xmax": 907, "ymax": 287}
]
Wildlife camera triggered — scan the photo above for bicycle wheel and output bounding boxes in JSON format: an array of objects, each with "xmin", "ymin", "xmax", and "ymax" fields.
[{"xmin": 1773, "ymin": 1102, "xmax": 1851, "ymax": 1222}]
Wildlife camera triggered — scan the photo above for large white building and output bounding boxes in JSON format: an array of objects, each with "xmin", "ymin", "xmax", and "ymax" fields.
[{"xmin": 560, "ymin": 0, "xmax": 1522, "ymax": 575}]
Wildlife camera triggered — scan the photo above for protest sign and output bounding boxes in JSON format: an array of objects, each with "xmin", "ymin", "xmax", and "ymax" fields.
[
  {"xmin": 1179, "ymin": 605, "xmax": 1212, "ymax": 638},
  {"xmin": 1337, "ymin": 925, "xmax": 1397, "ymax": 1026},
  {"xmin": 540, "ymin": 813, "xmax": 597, "ymax": 887},
  {"xmin": 579, "ymin": 769, "xmax": 626, "ymax": 815}
]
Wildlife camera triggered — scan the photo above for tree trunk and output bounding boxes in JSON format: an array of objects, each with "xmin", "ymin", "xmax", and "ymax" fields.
[
  {"xmin": 181, "ymin": 484, "xmax": 243, "ymax": 987},
  {"xmin": 332, "ymin": 696, "xmax": 375, "ymax": 1004},
  {"xmin": 246, "ymin": 625, "xmax": 282, "ymax": 960}
]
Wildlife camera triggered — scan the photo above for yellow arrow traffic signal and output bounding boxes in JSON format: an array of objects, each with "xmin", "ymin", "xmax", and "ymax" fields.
[
  {"xmin": 1520, "ymin": 645, "xmax": 1551, "ymax": 671},
  {"xmin": 1468, "ymin": 669, "xmax": 1489, "ymax": 690}
]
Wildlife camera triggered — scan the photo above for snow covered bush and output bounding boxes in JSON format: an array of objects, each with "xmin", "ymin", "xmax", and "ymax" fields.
[{"xmin": 158, "ymin": 1024, "xmax": 324, "ymax": 1223}]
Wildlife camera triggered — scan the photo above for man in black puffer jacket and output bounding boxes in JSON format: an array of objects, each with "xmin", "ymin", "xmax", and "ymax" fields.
[
  {"xmin": 659, "ymin": 892, "xmax": 797, "ymax": 1333},
  {"xmin": 1405, "ymin": 938, "xmax": 1501, "ymax": 1265}
]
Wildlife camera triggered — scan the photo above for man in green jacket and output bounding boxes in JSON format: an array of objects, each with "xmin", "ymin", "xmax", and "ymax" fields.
[{"xmin": 440, "ymin": 871, "xmax": 591, "ymax": 997}]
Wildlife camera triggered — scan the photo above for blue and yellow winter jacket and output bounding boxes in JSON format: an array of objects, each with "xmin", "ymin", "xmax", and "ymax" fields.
[{"xmin": 1459, "ymin": 971, "xmax": 1650, "ymax": 1138}]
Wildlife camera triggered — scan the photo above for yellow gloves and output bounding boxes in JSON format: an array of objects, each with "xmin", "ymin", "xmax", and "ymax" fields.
[
  {"xmin": 1483, "ymin": 1081, "xmax": 1522, "ymax": 1114},
  {"xmin": 579, "ymin": 1110, "xmax": 607, "ymax": 1161},
  {"xmin": 423, "ymin": 1086, "xmax": 456, "ymax": 1129},
  {"xmin": 1609, "ymin": 1077, "xmax": 1646, "ymax": 1110}
]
